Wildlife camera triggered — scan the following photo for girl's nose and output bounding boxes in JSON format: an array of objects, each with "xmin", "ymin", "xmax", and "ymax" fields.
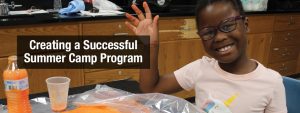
[{"xmin": 213, "ymin": 30, "xmax": 228, "ymax": 43}]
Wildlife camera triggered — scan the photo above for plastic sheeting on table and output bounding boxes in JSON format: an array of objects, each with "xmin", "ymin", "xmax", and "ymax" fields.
[{"xmin": 1, "ymin": 85, "xmax": 203, "ymax": 113}]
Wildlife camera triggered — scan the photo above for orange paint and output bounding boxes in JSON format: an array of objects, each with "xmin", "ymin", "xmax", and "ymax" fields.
[
  {"xmin": 62, "ymin": 105, "xmax": 121, "ymax": 113},
  {"xmin": 64, "ymin": 99, "xmax": 152, "ymax": 113}
]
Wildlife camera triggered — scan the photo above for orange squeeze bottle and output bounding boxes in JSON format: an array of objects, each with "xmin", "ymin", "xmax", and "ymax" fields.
[{"xmin": 3, "ymin": 56, "xmax": 32, "ymax": 113}]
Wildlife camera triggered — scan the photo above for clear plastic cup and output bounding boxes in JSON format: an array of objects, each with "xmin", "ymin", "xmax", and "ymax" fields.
[{"xmin": 46, "ymin": 76, "xmax": 70, "ymax": 112}]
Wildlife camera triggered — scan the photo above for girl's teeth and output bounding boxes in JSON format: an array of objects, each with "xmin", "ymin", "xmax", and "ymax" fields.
[{"xmin": 218, "ymin": 45, "xmax": 232, "ymax": 52}]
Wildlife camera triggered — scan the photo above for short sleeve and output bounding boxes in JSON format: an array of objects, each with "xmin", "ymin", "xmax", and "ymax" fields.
[
  {"xmin": 265, "ymin": 77, "xmax": 287, "ymax": 113},
  {"xmin": 174, "ymin": 59, "xmax": 203, "ymax": 91}
]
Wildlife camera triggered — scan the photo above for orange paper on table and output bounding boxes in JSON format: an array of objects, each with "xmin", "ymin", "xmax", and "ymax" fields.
[
  {"xmin": 62, "ymin": 99, "xmax": 151, "ymax": 113},
  {"xmin": 62, "ymin": 105, "xmax": 121, "ymax": 113}
]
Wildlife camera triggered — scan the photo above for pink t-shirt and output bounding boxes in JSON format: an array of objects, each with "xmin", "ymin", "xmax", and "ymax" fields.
[{"xmin": 174, "ymin": 56, "xmax": 287, "ymax": 113}]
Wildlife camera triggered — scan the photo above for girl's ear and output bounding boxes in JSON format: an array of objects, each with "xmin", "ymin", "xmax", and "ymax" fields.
[{"xmin": 244, "ymin": 17, "xmax": 249, "ymax": 33}]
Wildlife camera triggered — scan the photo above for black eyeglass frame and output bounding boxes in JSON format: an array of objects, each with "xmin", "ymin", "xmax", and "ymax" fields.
[{"xmin": 198, "ymin": 15, "xmax": 246, "ymax": 41}]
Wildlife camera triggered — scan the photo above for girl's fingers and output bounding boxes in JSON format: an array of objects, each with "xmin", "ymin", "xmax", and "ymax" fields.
[
  {"xmin": 125, "ymin": 21, "xmax": 137, "ymax": 33},
  {"xmin": 153, "ymin": 15, "xmax": 159, "ymax": 26},
  {"xmin": 143, "ymin": 2, "xmax": 152, "ymax": 19},
  {"xmin": 125, "ymin": 13, "xmax": 139, "ymax": 26},
  {"xmin": 131, "ymin": 4, "xmax": 145, "ymax": 20}
]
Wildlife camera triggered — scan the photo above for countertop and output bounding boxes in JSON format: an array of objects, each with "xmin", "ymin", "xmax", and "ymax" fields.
[{"xmin": 1, "ymin": 5, "xmax": 300, "ymax": 27}]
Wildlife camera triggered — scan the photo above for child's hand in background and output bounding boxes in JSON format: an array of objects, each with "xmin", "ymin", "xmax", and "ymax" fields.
[{"xmin": 125, "ymin": 2, "xmax": 159, "ymax": 45}]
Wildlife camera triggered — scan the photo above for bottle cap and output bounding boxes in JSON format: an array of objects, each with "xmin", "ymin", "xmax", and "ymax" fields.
[{"xmin": 8, "ymin": 55, "xmax": 17, "ymax": 61}]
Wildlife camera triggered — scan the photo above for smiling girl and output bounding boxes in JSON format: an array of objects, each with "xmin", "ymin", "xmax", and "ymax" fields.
[{"xmin": 125, "ymin": 0, "xmax": 287, "ymax": 113}]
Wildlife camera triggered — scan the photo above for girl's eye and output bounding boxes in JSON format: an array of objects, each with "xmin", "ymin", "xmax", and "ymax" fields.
[
  {"xmin": 201, "ymin": 30, "xmax": 216, "ymax": 40},
  {"xmin": 220, "ymin": 23, "xmax": 236, "ymax": 32},
  {"xmin": 203, "ymin": 30, "xmax": 215, "ymax": 37}
]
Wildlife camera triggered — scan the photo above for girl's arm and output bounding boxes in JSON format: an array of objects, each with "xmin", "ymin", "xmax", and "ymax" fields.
[{"xmin": 125, "ymin": 2, "xmax": 183, "ymax": 94}]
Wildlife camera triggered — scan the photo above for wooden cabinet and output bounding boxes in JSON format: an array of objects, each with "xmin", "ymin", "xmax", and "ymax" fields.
[
  {"xmin": 271, "ymin": 30, "xmax": 300, "ymax": 47},
  {"xmin": 159, "ymin": 17, "xmax": 198, "ymax": 41},
  {"xmin": 82, "ymin": 20, "xmax": 134, "ymax": 36},
  {"xmin": 245, "ymin": 15, "xmax": 274, "ymax": 66},
  {"xmin": 233, "ymin": 14, "xmax": 300, "ymax": 76},
  {"xmin": 158, "ymin": 39, "xmax": 205, "ymax": 74},
  {"xmin": 274, "ymin": 15, "xmax": 300, "ymax": 31},
  {"xmin": 247, "ymin": 15, "xmax": 275, "ymax": 34},
  {"xmin": 247, "ymin": 14, "xmax": 300, "ymax": 76},
  {"xmin": 269, "ymin": 60, "xmax": 298, "ymax": 76},
  {"xmin": 267, "ymin": 14, "xmax": 300, "ymax": 76},
  {"xmin": 0, "ymin": 23, "xmax": 79, "ymax": 57},
  {"xmin": 0, "ymin": 23, "xmax": 83, "ymax": 99},
  {"xmin": 158, "ymin": 17, "xmax": 203, "ymax": 74},
  {"xmin": 28, "ymin": 69, "xmax": 83, "ymax": 94},
  {"xmin": 84, "ymin": 69, "xmax": 139, "ymax": 85},
  {"xmin": 268, "ymin": 46, "xmax": 299, "ymax": 63},
  {"xmin": 246, "ymin": 33, "xmax": 272, "ymax": 65}
]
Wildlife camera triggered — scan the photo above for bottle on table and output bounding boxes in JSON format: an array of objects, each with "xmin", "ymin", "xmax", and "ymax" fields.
[{"xmin": 3, "ymin": 55, "xmax": 32, "ymax": 113}]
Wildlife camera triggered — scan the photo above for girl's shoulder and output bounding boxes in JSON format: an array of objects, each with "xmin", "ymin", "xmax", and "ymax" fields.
[
  {"xmin": 255, "ymin": 61, "xmax": 283, "ymax": 84},
  {"xmin": 177, "ymin": 56, "xmax": 217, "ymax": 73},
  {"xmin": 199, "ymin": 56, "xmax": 218, "ymax": 66}
]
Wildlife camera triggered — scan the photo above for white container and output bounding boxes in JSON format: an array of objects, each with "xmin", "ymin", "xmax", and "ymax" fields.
[{"xmin": 241, "ymin": 0, "xmax": 268, "ymax": 11}]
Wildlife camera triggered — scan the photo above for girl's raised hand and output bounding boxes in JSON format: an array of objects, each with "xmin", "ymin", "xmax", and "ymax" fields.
[{"xmin": 125, "ymin": 2, "xmax": 159, "ymax": 45}]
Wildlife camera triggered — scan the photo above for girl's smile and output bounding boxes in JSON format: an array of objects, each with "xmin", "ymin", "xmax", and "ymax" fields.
[{"xmin": 214, "ymin": 42, "xmax": 235, "ymax": 56}]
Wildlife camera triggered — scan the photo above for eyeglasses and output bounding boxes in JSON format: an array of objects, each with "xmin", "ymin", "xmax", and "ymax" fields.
[{"xmin": 198, "ymin": 15, "xmax": 246, "ymax": 41}]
